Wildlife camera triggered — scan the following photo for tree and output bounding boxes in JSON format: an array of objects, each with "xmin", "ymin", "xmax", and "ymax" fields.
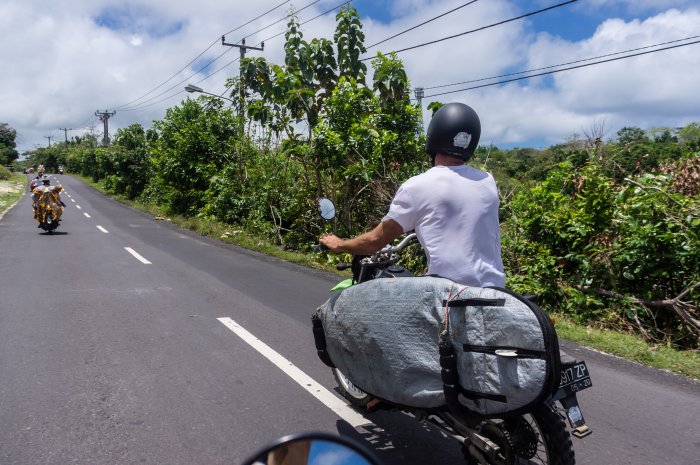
[
  {"xmin": 678, "ymin": 122, "xmax": 700, "ymax": 151},
  {"xmin": 150, "ymin": 98, "xmax": 239, "ymax": 215},
  {"xmin": 0, "ymin": 123, "xmax": 19, "ymax": 165},
  {"xmin": 104, "ymin": 123, "xmax": 152, "ymax": 199}
]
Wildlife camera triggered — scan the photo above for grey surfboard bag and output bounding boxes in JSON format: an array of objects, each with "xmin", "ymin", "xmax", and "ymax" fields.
[{"xmin": 314, "ymin": 276, "xmax": 560, "ymax": 417}]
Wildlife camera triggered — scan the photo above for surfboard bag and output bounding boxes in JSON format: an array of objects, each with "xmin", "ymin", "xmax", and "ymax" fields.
[{"xmin": 314, "ymin": 276, "xmax": 560, "ymax": 417}]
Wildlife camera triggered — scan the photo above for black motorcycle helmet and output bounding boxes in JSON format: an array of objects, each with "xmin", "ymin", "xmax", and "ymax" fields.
[
  {"xmin": 42, "ymin": 177, "xmax": 51, "ymax": 184},
  {"xmin": 425, "ymin": 102, "xmax": 481, "ymax": 165}
]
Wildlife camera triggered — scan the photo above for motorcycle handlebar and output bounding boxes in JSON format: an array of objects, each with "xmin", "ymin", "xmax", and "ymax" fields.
[{"xmin": 380, "ymin": 233, "xmax": 417, "ymax": 254}]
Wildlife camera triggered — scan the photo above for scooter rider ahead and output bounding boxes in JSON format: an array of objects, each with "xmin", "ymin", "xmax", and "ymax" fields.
[
  {"xmin": 319, "ymin": 102, "xmax": 505, "ymax": 288},
  {"xmin": 32, "ymin": 177, "xmax": 66, "ymax": 226}
]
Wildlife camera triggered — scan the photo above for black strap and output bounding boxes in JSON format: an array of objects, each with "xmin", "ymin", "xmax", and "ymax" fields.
[
  {"xmin": 459, "ymin": 387, "xmax": 508, "ymax": 403},
  {"xmin": 442, "ymin": 298, "xmax": 506, "ymax": 307}
]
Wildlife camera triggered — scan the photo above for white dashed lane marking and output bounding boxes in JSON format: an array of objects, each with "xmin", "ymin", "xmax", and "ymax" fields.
[
  {"xmin": 76, "ymin": 205, "xmax": 82, "ymax": 210},
  {"xmin": 217, "ymin": 317, "xmax": 371, "ymax": 428},
  {"xmin": 124, "ymin": 247, "xmax": 151, "ymax": 264},
  {"xmin": 83, "ymin": 213, "xmax": 91, "ymax": 218},
  {"xmin": 70, "ymin": 199, "xmax": 75, "ymax": 203},
  {"xmin": 96, "ymin": 225, "xmax": 109, "ymax": 233}
]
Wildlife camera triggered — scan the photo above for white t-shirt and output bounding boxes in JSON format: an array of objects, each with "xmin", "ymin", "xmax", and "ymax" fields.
[{"xmin": 383, "ymin": 165, "xmax": 506, "ymax": 287}]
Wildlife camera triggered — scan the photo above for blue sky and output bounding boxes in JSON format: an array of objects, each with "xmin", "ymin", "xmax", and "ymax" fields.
[
  {"xmin": 355, "ymin": 0, "xmax": 603, "ymax": 41},
  {"xmin": 94, "ymin": 4, "xmax": 185, "ymax": 38},
  {"xmin": 353, "ymin": 0, "xmax": 689, "ymax": 42}
]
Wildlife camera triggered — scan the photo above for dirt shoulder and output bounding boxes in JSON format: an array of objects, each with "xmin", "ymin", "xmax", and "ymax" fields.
[{"xmin": 0, "ymin": 173, "xmax": 26, "ymax": 219}]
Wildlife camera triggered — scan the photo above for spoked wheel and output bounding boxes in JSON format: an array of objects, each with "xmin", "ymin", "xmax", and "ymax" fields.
[
  {"xmin": 332, "ymin": 368, "xmax": 371, "ymax": 408},
  {"xmin": 463, "ymin": 405, "xmax": 575, "ymax": 465}
]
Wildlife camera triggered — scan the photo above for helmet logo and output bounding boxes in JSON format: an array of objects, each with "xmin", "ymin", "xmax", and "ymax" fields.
[{"xmin": 453, "ymin": 132, "xmax": 472, "ymax": 149}]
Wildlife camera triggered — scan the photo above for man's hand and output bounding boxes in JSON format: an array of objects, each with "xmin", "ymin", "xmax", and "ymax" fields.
[
  {"xmin": 319, "ymin": 220, "xmax": 403, "ymax": 255},
  {"xmin": 319, "ymin": 233, "xmax": 345, "ymax": 253}
]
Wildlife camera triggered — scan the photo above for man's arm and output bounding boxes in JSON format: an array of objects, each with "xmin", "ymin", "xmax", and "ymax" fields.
[{"xmin": 320, "ymin": 219, "xmax": 404, "ymax": 255}]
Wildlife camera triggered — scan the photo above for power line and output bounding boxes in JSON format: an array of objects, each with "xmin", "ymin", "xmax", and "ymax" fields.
[
  {"xmin": 119, "ymin": 0, "xmax": 342, "ymax": 112},
  {"xmin": 112, "ymin": 0, "xmax": 292, "ymax": 110},
  {"xmin": 366, "ymin": 0, "xmax": 479, "ymax": 50},
  {"xmin": 360, "ymin": 0, "xmax": 577, "ymax": 61},
  {"xmin": 422, "ymin": 38, "xmax": 700, "ymax": 99},
  {"xmin": 212, "ymin": 0, "xmax": 353, "ymax": 99},
  {"xmin": 121, "ymin": 0, "xmax": 354, "ymax": 113},
  {"xmin": 424, "ymin": 35, "xmax": 700, "ymax": 91},
  {"xmin": 256, "ymin": 0, "xmax": 353, "ymax": 45},
  {"xmin": 239, "ymin": 0, "xmax": 324, "ymax": 43},
  {"xmin": 118, "ymin": 46, "xmax": 235, "ymax": 110}
]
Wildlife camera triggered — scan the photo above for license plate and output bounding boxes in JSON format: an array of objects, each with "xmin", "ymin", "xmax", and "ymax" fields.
[{"xmin": 558, "ymin": 361, "xmax": 592, "ymax": 395}]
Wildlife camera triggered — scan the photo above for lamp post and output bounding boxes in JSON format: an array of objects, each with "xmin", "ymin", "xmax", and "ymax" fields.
[{"xmin": 184, "ymin": 84, "xmax": 234, "ymax": 103}]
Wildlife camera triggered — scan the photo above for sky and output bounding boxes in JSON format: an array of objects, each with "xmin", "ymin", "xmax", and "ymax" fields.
[{"xmin": 2, "ymin": 0, "xmax": 699, "ymax": 154}]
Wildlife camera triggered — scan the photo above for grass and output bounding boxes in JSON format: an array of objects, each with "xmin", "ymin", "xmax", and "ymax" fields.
[
  {"xmin": 553, "ymin": 316, "xmax": 699, "ymax": 380},
  {"xmin": 75, "ymin": 174, "xmax": 700, "ymax": 381},
  {"xmin": 0, "ymin": 172, "xmax": 26, "ymax": 214}
]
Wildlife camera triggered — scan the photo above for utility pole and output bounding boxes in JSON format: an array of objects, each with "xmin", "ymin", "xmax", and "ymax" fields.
[
  {"xmin": 221, "ymin": 36, "xmax": 264, "ymax": 118},
  {"xmin": 45, "ymin": 136, "xmax": 53, "ymax": 147},
  {"xmin": 414, "ymin": 87, "xmax": 425, "ymax": 132},
  {"xmin": 95, "ymin": 110, "xmax": 116, "ymax": 145},
  {"xmin": 59, "ymin": 127, "xmax": 71, "ymax": 143}
]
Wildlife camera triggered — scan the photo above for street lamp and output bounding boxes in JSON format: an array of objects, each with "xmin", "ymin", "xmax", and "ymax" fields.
[{"xmin": 184, "ymin": 84, "xmax": 234, "ymax": 103}]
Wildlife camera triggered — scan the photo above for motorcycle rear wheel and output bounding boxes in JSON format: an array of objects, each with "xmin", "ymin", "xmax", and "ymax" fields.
[
  {"xmin": 463, "ymin": 404, "xmax": 574, "ymax": 465},
  {"xmin": 332, "ymin": 368, "xmax": 371, "ymax": 407}
]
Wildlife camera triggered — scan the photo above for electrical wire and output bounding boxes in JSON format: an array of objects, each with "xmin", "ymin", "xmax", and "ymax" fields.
[
  {"xmin": 119, "ymin": 0, "xmax": 347, "ymax": 111},
  {"xmin": 214, "ymin": 0, "xmax": 353, "ymax": 98},
  {"xmin": 365, "ymin": 0, "xmax": 478, "ymax": 50},
  {"xmin": 112, "ymin": 0, "xmax": 292, "ymax": 110},
  {"xmin": 121, "ymin": 0, "xmax": 354, "ymax": 112},
  {"xmin": 423, "ymin": 35, "xmax": 700, "ymax": 91},
  {"xmin": 361, "ymin": 0, "xmax": 577, "ymax": 61},
  {"xmin": 238, "ymin": 0, "xmax": 324, "ymax": 43},
  {"xmin": 422, "ymin": 37, "xmax": 700, "ymax": 98}
]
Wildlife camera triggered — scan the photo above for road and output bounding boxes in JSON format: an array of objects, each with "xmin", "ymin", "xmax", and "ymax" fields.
[{"xmin": 0, "ymin": 174, "xmax": 698, "ymax": 465}]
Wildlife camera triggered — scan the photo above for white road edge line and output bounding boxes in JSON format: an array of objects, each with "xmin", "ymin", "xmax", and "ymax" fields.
[
  {"xmin": 83, "ymin": 212, "xmax": 91, "ymax": 218},
  {"xmin": 124, "ymin": 247, "xmax": 151, "ymax": 264},
  {"xmin": 76, "ymin": 205, "xmax": 82, "ymax": 210},
  {"xmin": 217, "ymin": 317, "xmax": 371, "ymax": 428},
  {"xmin": 96, "ymin": 225, "xmax": 109, "ymax": 233}
]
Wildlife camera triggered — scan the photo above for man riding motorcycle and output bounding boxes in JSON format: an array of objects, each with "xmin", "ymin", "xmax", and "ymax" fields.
[
  {"xmin": 319, "ymin": 102, "xmax": 505, "ymax": 288},
  {"xmin": 32, "ymin": 177, "xmax": 66, "ymax": 228}
]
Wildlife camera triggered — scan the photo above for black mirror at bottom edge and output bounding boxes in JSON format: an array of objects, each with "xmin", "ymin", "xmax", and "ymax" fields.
[{"xmin": 241, "ymin": 432, "xmax": 382, "ymax": 465}]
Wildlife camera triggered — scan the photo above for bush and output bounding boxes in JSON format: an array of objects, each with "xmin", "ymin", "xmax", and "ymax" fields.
[{"xmin": 0, "ymin": 165, "xmax": 11, "ymax": 180}]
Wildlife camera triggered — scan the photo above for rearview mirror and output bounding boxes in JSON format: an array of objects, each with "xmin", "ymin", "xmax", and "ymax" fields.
[
  {"xmin": 241, "ymin": 432, "xmax": 381, "ymax": 465},
  {"xmin": 318, "ymin": 197, "xmax": 336, "ymax": 221}
]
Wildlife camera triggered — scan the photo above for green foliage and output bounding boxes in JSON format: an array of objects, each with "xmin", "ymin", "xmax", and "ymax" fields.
[
  {"xmin": 334, "ymin": 5, "xmax": 367, "ymax": 84},
  {"xmin": 313, "ymin": 73, "xmax": 423, "ymax": 232},
  {"xmin": 150, "ymin": 98, "xmax": 239, "ymax": 215},
  {"xmin": 426, "ymin": 101, "xmax": 443, "ymax": 116},
  {"xmin": 678, "ymin": 122, "xmax": 700, "ymax": 151},
  {"xmin": 502, "ymin": 156, "xmax": 699, "ymax": 348},
  {"xmin": 0, "ymin": 123, "xmax": 19, "ymax": 165},
  {"xmin": 0, "ymin": 165, "xmax": 11, "ymax": 179},
  {"xmin": 97, "ymin": 123, "xmax": 153, "ymax": 199}
]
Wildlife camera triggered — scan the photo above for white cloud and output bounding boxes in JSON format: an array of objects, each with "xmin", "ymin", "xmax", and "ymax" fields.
[{"xmin": 1, "ymin": 0, "xmax": 698, "ymax": 152}]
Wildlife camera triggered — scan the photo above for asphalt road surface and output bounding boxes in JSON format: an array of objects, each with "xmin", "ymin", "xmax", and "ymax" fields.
[{"xmin": 1, "ymin": 174, "xmax": 698, "ymax": 465}]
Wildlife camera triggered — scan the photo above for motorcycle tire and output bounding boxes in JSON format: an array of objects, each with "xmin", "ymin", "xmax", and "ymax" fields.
[
  {"xmin": 462, "ymin": 404, "xmax": 574, "ymax": 465},
  {"xmin": 332, "ymin": 368, "xmax": 371, "ymax": 407}
]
